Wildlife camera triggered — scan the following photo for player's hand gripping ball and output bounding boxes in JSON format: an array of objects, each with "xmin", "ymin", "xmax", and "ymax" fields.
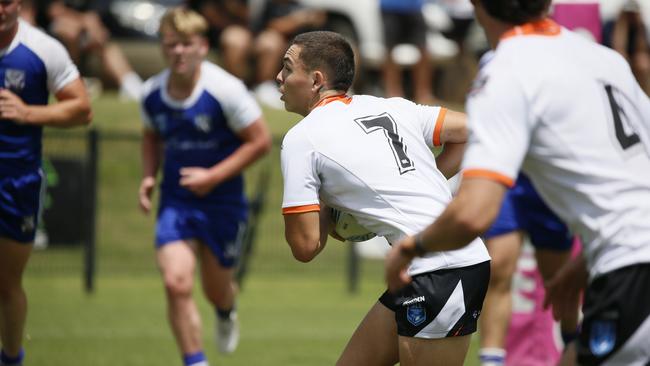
[{"xmin": 330, "ymin": 207, "xmax": 377, "ymax": 242}]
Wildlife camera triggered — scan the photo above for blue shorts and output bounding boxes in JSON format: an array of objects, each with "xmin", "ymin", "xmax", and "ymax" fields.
[
  {"xmin": 0, "ymin": 170, "xmax": 45, "ymax": 243},
  {"xmin": 484, "ymin": 174, "xmax": 572, "ymax": 251},
  {"xmin": 155, "ymin": 203, "xmax": 247, "ymax": 267}
]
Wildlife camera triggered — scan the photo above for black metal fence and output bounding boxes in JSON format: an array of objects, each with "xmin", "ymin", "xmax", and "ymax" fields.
[{"xmin": 37, "ymin": 129, "xmax": 366, "ymax": 294}]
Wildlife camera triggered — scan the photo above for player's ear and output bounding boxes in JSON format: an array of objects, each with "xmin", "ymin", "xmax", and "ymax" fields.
[
  {"xmin": 198, "ymin": 35, "xmax": 209, "ymax": 57},
  {"xmin": 311, "ymin": 70, "xmax": 326, "ymax": 93}
]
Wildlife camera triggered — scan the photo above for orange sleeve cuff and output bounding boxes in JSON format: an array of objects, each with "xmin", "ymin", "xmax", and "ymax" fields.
[
  {"xmin": 282, "ymin": 204, "xmax": 321, "ymax": 215},
  {"xmin": 432, "ymin": 107, "xmax": 447, "ymax": 147},
  {"xmin": 462, "ymin": 169, "xmax": 515, "ymax": 187}
]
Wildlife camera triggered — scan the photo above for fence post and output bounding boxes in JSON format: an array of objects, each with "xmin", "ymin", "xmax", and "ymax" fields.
[
  {"xmin": 347, "ymin": 243, "xmax": 359, "ymax": 293},
  {"xmin": 84, "ymin": 128, "xmax": 99, "ymax": 293}
]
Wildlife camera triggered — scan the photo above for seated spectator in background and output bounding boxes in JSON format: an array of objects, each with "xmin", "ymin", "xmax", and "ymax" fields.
[
  {"xmin": 251, "ymin": 0, "xmax": 327, "ymax": 109},
  {"xmin": 23, "ymin": 0, "xmax": 144, "ymax": 101},
  {"xmin": 380, "ymin": 0, "xmax": 436, "ymax": 104},
  {"xmin": 604, "ymin": 0, "xmax": 650, "ymax": 94},
  {"xmin": 186, "ymin": 0, "xmax": 253, "ymax": 82},
  {"xmin": 438, "ymin": 0, "xmax": 476, "ymax": 54}
]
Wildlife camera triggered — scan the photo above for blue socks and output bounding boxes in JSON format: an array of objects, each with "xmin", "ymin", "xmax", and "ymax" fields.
[
  {"xmin": 0, "ymin": 349, "xmax": 24, "ymax": 365},
  {"xmin": 183, "ymin": 351, "xmax": 208, "ymax": 366},
  {"xmin": 479, "ymin": 347, "xmax": 506, "ymax": 366}
]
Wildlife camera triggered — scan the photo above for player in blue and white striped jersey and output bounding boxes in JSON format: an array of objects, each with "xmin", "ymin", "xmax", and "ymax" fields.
[{"xmin": 0, "ymin": 1, "xmax": 91, "ymax": 365}]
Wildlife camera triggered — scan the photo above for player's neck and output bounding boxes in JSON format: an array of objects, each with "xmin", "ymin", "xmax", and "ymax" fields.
[
  {"xmin": 485, "ymin": 22, "xmax": 512, "ymax": 49},
  {"xmin": 168, "ymin": 66, "xmax": 201, "ymax": 100},
  {"xmin": 309, "ymin": 90, "xmax": 348, "ymax": 112},
  {"xmin": 0, "ymin": 23, "xmax": 18, "ymax": 50}
]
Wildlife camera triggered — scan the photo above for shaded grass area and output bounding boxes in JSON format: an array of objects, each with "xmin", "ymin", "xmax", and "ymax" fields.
[{"xmin": 26, "ymin": 94, "xmax": 480, "ymax": 365}]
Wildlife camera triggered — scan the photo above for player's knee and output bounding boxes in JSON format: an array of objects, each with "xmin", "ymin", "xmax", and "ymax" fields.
[
  {"xmin": 0, "ymin": 280, "xmax": 22, "ymax": 298},
  {"xmin": 488, "ymin": 261, "xmax": 514, "ymax": 290},
  {"xmin": 163, "ymin": 274, "xmax": 193, "ymax": 298}
]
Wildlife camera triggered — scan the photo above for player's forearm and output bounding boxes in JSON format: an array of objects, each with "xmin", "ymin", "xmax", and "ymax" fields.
[
  {"xmin": 417, "ymin": 179, "xmax": 502, "ymax": 253},
  {"xmin": 23, "ymin": 98, "xmax": 92, "ymax": 127},
  {"xmin": 318, "ymin": 204, "xmax": 332, "ymax": 248},
  {"xmin": 141, "ymin": 132, "xmax": 162, "ymax": 179},
  {"xmin": 206, "ymin": 134, "xmax": 271, "ymax": 186},
  {"xmin": 284, "ymin": 211, "xmax": 325, "ymax": 262},
  {"xmin": 417, "ymin": 198, "xmax": 485, "ymax": 253}
]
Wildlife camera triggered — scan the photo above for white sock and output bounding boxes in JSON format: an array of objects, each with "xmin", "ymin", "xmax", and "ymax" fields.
[
  {"xmin": 479, "ymin": 347, "xmax": 506, "ymax": 366},
  {"xmin": 119, "ymin": 71, "xmax": 143, "ymax": 101}
]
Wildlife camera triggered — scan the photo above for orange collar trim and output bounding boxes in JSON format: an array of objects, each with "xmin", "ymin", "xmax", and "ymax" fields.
[
  {"xmin": 501, "ymin": 18, "xmax": 561, "ymax": 40},
  {"xmin": 315, "ymin": 94, "xmax": 352, "ymax": 108}
]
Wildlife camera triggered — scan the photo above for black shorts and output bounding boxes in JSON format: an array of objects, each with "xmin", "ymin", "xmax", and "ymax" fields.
[
  {"xmin": 379, "ymin": 261, "xmax": 490, "ymax": 339},
  {"xmin": 577, "ymin": 263, "xmax": 650, "ymax": 365},
  {"xmin": 382, "ymin": 11, "xmax": 427, "ymax": 48}
]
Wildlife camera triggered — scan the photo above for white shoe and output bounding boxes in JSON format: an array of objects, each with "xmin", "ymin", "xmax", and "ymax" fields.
[{"xmin": 216, "ymin": 312, "xmax": 239, "ymax": 354}]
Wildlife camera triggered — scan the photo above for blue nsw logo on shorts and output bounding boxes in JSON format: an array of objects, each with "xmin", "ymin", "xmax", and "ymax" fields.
[
  {"xmin": 406, "ymin": 304, "xmax": 427, "ymax": 326},
  {"xmin": 589, "ymin": 319, "xmax": 616, "ymax": 357}
]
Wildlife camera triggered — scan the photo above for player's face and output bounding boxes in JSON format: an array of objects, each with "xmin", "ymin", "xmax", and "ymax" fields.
[
  {"xmin": 277, "ymin": 45, "xmax": 314, "ymax": 116},
  {"xmin": 0, "ymin": 0, "xmax": 20, "ymax": 34},
  {"xmin": 161, "ymin": 28, "xmax": 208, "ymax": 76}
]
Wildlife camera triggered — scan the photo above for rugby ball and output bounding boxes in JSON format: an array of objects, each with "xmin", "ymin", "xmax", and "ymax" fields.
[{"xmin": 330, "ymin": 208, "xmax": 377, "ymax": 242}]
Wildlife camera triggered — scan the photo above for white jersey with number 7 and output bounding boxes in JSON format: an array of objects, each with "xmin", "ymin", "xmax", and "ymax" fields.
[{"xmin": 281, "ymin": 95, "xmax": 490, "ymax": 276}]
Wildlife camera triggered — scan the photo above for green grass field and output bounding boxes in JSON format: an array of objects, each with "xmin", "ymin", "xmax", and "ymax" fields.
[{"xmin": 23, "ymin": 94, "xmax": 480, "ymax": 365}]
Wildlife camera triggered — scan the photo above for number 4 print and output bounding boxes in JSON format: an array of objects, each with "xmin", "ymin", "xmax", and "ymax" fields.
[
  {"xmin": 354, "ymin": 113, "xmax": 415, "ymax": 174},
  {"xmin": 605, "ymin": 84, "xmax": 640, "ymax": 150}
]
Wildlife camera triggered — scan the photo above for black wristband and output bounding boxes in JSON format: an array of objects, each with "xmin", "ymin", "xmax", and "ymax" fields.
[
  {"xmin": 413, "ymin": 233, "xmax": 428, "ymax": 256},
  {"xmin": 400, "ymin": 233, "xmax": 428, "ymax": 257}
]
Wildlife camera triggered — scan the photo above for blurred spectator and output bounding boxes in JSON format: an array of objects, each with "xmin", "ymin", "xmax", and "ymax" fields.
[
  {"xmin": 186, "ymin": 0, "xmax": 253, "ymax": 81},
  {"xmin": 251, "ymin": 0, "xmax": 327, "ymax": 109},
  {"xmin": 380, "ymin": 0, "xmax": 435, "ymax": 104},
  {"xmin": 603, "ymin": 0, "xmax": 650, "ymax": 94},
  {"xmin": 436, "ymin": 0, "xmax": 475, "ymax": 52},
  {"xmin": 23, "ymin": 0, "xmax": 143, "ymax": 101}
]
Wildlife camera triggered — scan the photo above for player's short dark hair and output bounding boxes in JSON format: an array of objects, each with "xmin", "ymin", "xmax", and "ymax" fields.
[
  {"xmin": 289, "ymin": 31, "xmax": 355, "ymax": 92},
  {"xmin": 480, "ymin": 0, "xmax": 551, "ymax": 25}
]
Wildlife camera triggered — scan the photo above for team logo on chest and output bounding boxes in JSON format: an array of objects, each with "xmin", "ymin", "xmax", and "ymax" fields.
[
  {"xmin": 154, "ymin": 114, "xmax": 167, "ymax": 132},
  {"xmin": 5, "ymin": 68, "xmax": 25, "ymax": 93},
  {"xmin": 194, "ymin": 114, "xmax": 212, "ymax": 133}
]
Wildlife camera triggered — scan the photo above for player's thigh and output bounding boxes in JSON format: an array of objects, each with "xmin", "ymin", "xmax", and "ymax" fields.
[
  {"xmin": 399, "ymin": 334, "xmax": 471, "ymax": 366},
  {"xmin": 156, "ymin": 240, "xmax": 198, "ymax": 295},
  {"xmin": 337, "ymin": 301, "xmax": 399, "ymax": 366},
  {"xmin": 483, "ymin": 188, "xmax": 524, "ymax": 281},
  {"xmin": 534, "ymin": 248, "xmax": 572, "ymax": 282},
  {"xmin": 485, "ymin": 231, "xmax": 522, "ymax": 282},
  {"xmin": 199, "ymin": 243, "xmax": 235, "ymax": 293},
  {"xmin": 381, "ymin": 262, "xmax": 489, "ymax": 363},
  {"xmin": 0, "ymin": 238, "xmax": 32, "ymax": 289},
  {"xmin": 578, "ymin": 263, "xmax": 650, "ymax": 366}
]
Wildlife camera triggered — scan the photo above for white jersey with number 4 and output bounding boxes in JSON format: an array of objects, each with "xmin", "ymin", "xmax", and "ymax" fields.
[
  {"xmin": 281, "ymin": 95, "xmax": 490, "ymax": 276},
  {"xmin": 463, "ymin": 19, "xmax": 650, "ymax": 280}
]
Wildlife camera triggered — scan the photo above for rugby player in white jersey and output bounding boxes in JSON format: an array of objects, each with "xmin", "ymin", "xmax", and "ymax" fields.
[
  {"xmin": 0, "ymin": 1, "xmax": 91, "ymax": 365},
  {"xmin": 277, "ymin": 31, "xmax": 491, "ymax": 366},
  {"xmin": 386, "ymin": 0, "xmax": 650, "ymax": 365}
]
